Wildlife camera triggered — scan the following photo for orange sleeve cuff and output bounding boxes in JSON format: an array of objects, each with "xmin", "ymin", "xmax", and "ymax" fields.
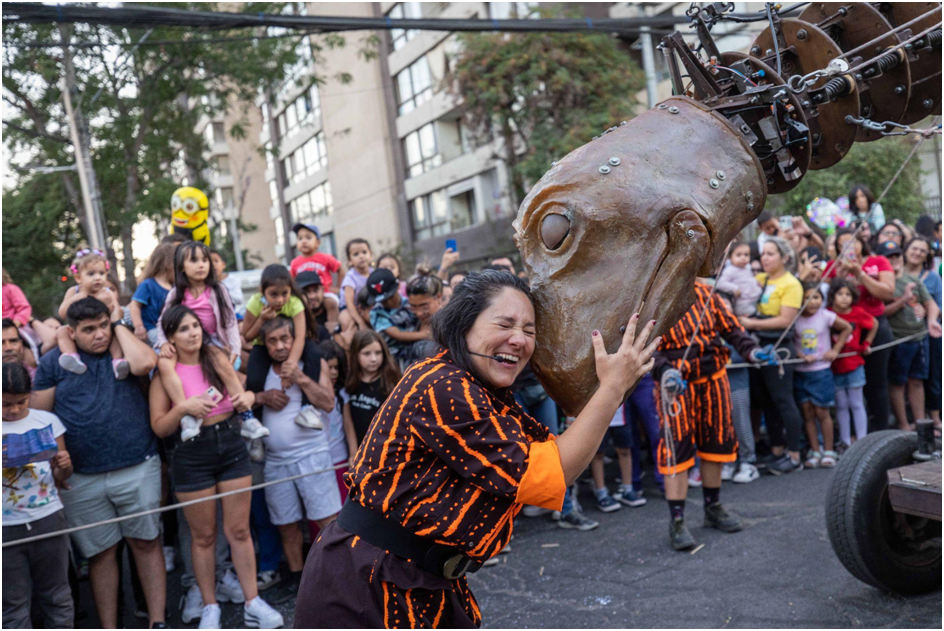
[{"xmin": 515, "ymin": 438, "xmax": 566, "ymax": 511}]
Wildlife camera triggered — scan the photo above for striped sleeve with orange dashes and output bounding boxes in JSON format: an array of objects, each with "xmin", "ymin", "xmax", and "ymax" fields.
[{"xmin": 657, "ymin": 283, "xmax": 731, "ymax": 380}]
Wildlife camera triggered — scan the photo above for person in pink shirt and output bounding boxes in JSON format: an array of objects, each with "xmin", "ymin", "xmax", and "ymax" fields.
[{"xmin": 2, "ymin": 270, "xmax": 59, "ymax": 355}]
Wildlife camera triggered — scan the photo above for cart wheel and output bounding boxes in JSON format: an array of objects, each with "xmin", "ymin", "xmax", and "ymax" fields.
[{"xmin": 826, "ymin": 430, "xmax": 941, "ymax": 594}]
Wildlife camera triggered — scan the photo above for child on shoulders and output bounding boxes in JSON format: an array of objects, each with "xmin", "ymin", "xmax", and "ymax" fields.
[{"xmin": 715, "ymin": 241, "xmax": 762, "ymax": 317}]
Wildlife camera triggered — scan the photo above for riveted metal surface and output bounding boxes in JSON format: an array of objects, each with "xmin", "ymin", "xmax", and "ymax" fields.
[{"xmin": 875, "ymin": 2, "xmax": 942, "ymax": 122}]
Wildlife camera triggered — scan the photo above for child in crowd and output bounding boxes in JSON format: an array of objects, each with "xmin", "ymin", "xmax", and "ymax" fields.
[
  {"xmin": 590, "ymin": 404, "xmax": 646, "ymax": 513},
  {"xmin": 155, "ymin": 241, "xmax": 267, "ymax": 441},
  {"xmin": 2, "ymin": 363, "xmax": 74, "ymax": 629},
  {"xmin": 715, "ymin": 241, "xmax": 761, "ymax": 316},
  {"xmin": 2, "ymin": 269, "xmax": 32, "ymax": 329},
  {"xmin": 131, "ymin": 243, "xmax": 176, "ymax": 346},
  {"xmin": 827, "ymin": 278, "xmax": 877, "ymax": 449},
  {"xmin": 341, "ymin": 330, "xmax": 401, "ymax": 456},
  {"xmin": 366, "ymin": 269, "xmax": 424, "ymax": 368},
  {"xmin": 318, "ymin": 340, "xmax": 349, "ymax": 502},
  {"xmin": 340, "ymin": 238, "xmax": 374, "ymax": 329},
  {"xmin": 794, "ymin": 282, "xmax": 852, "ymax": 468},
  {"xmin": 376, "ymin": 252, "xmax": 408, "ymax": 298},
  {"xmin": 881, "ymin": 241, "xmax": 943, "ymax": 430},
  {"xmin": 243, "ymin": 265, "xmax": 322, "ymax": 430},
  {"xmin": 55, "ymin": 249, "xmax": 129, "ymax": 378},
  {"xmin": 337, "ymin": 287, "xmax": 373, "ymax": 351},
  {"xmin": 210, "ymin": 249, "xmax": 245, "ymax": 316},
  {"xmin": 289, "ymin": 223, "xmax": 340, "ymax": 324}
]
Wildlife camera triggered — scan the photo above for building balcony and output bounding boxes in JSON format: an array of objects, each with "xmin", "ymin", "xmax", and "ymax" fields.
[
  {"xmin": 396, "ymin": 91, "xmax": 459, "ymax": 138},
  {"xmin": 403, "ymin": 143, "xmax": 497, "ymax": 201}
]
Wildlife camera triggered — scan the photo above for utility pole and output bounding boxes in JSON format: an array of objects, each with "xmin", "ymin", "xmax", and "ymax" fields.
[
  {"xmin": 638, "ymin": 5, "xmax": 659, "ymax": 110},
  {"xmin": 59, "ymin": 24, "xmax": 108, "ymax": 251}
]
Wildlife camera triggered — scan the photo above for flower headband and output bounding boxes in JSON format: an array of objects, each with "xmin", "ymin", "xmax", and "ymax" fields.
[{"xmin": 70, "ymin": 248, "xmax": 110, "ymax": 275}]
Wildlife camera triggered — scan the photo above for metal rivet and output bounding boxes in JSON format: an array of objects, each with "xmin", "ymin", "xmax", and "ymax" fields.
[
  {"xmin": 747, "ymin": 202, "xmax": 755, "ymax": 211},
  {"xmin": 685, "ymin": 229, "xmax": 696, "ymax": 239},
  {"xmin": 894, "ymin": 85, "xmax": 905, "ymax": 95},
  {"xmin": 740, "ymin": 124, "xmax": 751, "ymax": 134},
  {"xmin": 620, "ymin": 120, "xmax": 628, "ymax": 126},
  {"xmin": 746, "ymin": 191, "xmax": 754, "ymax": 200},
  {"xmin": 657, "ymin": 103, "xmax": 668, "ymax": 110},
  {"xmin": 593, "ymin": 136, "xmax": 599, "ymax": 140},
  {"xmin": 551, "ymin": 161, "xmax": 558, "ymax": 166},
  {"xmin": 709, "ymin": 178, "xmax": 720, "ymax": 189},
  {"xmin": 797, "ymin": 29, "xmax": 807, "ymax": 40},
  {"xmin": 750, "ymin": 46, "xmax": 761, "ymax": 55},
  {"xmin": 609, "ymin": 157, "xmax": 621, "ymax": 166},
  {"xmin": 923, "ymin": 99, "xmax": 933, "ymax": 109},
  {"xmin": 668, "ymin": 106, "xmax": 680, "ymax": 114},
  {"xmin": 802, "ymin": 100, "xmax": 811, "ymax": 108},
  {"xmin": 715, "ymin": 170, "xmax": 725, "ymax": 180},
  {"xmin": 599, "ymin": 166, "xmax": 611, "ymax": 174}
]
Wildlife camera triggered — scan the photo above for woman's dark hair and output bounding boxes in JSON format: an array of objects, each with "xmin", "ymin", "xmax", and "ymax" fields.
[
  {"xmin": 406, "ymin": 265, "xmax": 443, "ymax": 298},
  {"xmin": 259, "ymin": 264, "xmax": 316, "ymax": 340},
  {"xmin": 914, "ymin": 215, "xmax": 940, "ymax": 240},
  {"xmin": 3, "ymin": 362, "xmax": 32, "ymax": 395},
  {"xmin": 430, "ymin": 270, "xmax": 533, "ymax": 386},
  {"xmin": 872, "ymin": 222, "xmax": 905, "ymax": 251},
  {"xmin": 801, "ymin": 280, "xmax": 822, "ymax": 296},
  {"xmin": 345, "ymin": 238, "xmax": 371, "ymax": 261},
  {"xmin": 904, "ymin": 236, "xmax": 935, "ymax": 271},
  {"xmin": 848, "ymin": 184, "xmax": 875, "ymax": 215},
  {"xmin": 318, "ymin": 339, "xmax": 347, "ymax": 394},
  {"xmin": 172, "ymin": 241, "xmax": 234, "ymax": 330},
  {"xmin": 448, "ymin": 270, "xmax": 467, "ymax": 287},
  {"xmin": 835, "ymin": 226, "xmax": 871, "ymax": 257},
  {"xmin": 345, "ymin": 330, "xmax": 400, "ymax": 396},
  {"xmin": 827, "ymin": 277, "xmax": 860, "ymax": 309},
  {"xmin": 160, "ymin": 304, "xmax": 225, "ymax": 394}
]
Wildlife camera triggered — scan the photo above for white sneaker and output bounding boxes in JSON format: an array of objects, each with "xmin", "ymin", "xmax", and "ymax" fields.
[
  {"xmin": 294, "ymin": 404, "xmax": 325, "ymax": 430},
  {"xmin": 180, "ymin": 415, "xmax": 203, "ymax": 441},
  {"xmin": 216, "ymin": 568, "xmax": 245, "ymax": 604},
  {"xmin": 240, "ymin": 415, "xmax": 270, "ymax": 440},
  {"xmin": 521, "ymin": 505, "xmax": 552, "ymax": 518},
  {"xmin": 721, "ymin": 463, "xmax": 736, "ymax": 482},
  {"xmin": 688, "ymin": 467, "xmax": 702, "ymax": 487},
  {"xmin": 180, "ymin": 584, "xmax": 203, "ymax": 624},
  {"xmin": 244, "ymin": 596, "xmax": 284, "ymax": 629},
  {"xmin": 732, "ymin": 462, "xmax": 760, "ymax": 484},
  {"xmin": 198, "ymin": 603, "xmax": 221, "ymax": 629},
  {"xmin": 163, "ymin": 546, "xmax": 176, "ymax": 573}
]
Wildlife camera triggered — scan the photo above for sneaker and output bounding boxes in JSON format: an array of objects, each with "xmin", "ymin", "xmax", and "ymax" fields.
[
  {"xmin": 550, "ymin": 510, "xmax": 562, "ymax": 521},
  {"xmin": 198, "ymin": 603, "xmax": 221, "ymax": 629},
  {"xmin": 248, "ymin": 438, "xmax": 265, "ymax": 463},
  {"xmin": 240, "ymin": 413, "xmax": 270, "ymax": 440},
  {"xmin": 688, "ymin": 467, "xmax": 702, "ymax": 487},
  {"xmin": 216, "ymin": 568, "xmax": 245, "ymax": 604},
  {"xmin": 595, "ymin": 493, "xmax": 622, "ymax": 513},
  {"xmin": 557, "ymin": 510, "xmax": 599, "ymax": 531},
  {"xmin": 704, "ymin": 503, "xmax": 743, "ymax": 532},
  {"xmin": 58, "ymin": 352, "xmax": 87, "ymax": 375},
  {"xmin": 257, "ymin": 570, "xmax": 281, "ymax": 592},
  {"xmin": 244, "ymin": 596, "xmax": 284, "ymax": 629},
  {"xmin": 162, "ymin": 546, "xmax": 176, "ymax": 573},
  {"xmin": 180, "ymin": 584, "xmax": 203, "ymax": 624},
  {"xmin": 755, "ymin": 452, "xmax": 777, "ymax": 471},
  {"xmin": 669, "ymin": 518, "xmax": 696, "ymax": 551},
  {"xmin": 613, "ymin": 487, "xmax": 647, "ymax": 507},
  {"xmin": 521, "ymin": 505, "xmax": 552, "ymax": 518},
  {"xmin": 721, "ymin": 463, "xmax": 736, "ymax": 481},
  {"xmin": 767, "ymin": 454, "xmax": 802, "ymax": 476},
  {"xmin": 180, "ymin": 415, "xmax": 203, "ymax": 442},
  {"xmin": 482, "ymin": 556, "xmax": 501, "ymax": 567},
  {"xmin": 732, "ymin": 462, "xmax": 760, "ymax": 484},
  {"xmin": 112, "ymin": 358, "xmax": 130, "ymax": 380},
  {"xmin": 294, "ymin": 404, "xmax": 325, "ymax": 430}
]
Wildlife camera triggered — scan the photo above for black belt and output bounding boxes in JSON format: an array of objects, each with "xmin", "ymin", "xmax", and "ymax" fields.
[{"xmin": 336, "ymin": 500, "xmax": 483, "ymax": 580}]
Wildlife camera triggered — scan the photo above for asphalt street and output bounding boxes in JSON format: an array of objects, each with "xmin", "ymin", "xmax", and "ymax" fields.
[{"xmin": 79, "ymin": 465, "xmax": 940, "ymax": 629}]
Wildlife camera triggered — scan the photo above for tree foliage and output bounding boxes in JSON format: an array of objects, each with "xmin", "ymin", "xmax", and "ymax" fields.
[
  {"xmin": 446, "ymin": 9, "xmax": 645, "ymax": 205},
  {"xmin": 769, "ymin": 135, "xmax": 927, "ymax": 225}
]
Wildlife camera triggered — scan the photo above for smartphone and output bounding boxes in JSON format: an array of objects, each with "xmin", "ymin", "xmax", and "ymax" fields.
[
  {"xmin": 260, "ymin": 295, "xmax": 269, "ymax": 307},
  {"xmin": 445, "ymin": 238, "xmax": 457, "ymax": 252},
  {"xmin": 779, "ymin": 216, "xmax": 793, "ymax": 232},
  {"xmin": 201, "ymin": 387, "xmax": 224, "ymax": 406}
]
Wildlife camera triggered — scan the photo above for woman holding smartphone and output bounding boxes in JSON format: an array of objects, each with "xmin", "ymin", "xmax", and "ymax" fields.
[{"xmin": 149, "ymin": 304, "xmax": 283, "ymax": 629}]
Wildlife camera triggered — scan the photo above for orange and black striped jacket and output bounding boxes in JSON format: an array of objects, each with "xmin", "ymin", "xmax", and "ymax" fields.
[
  {"xmin": 655, "ymin": 282, "xmax": 757, "ymax": 380},
  {"xmin": 345, "ymin": 350, "xmax": 565, "ymax": 560}
]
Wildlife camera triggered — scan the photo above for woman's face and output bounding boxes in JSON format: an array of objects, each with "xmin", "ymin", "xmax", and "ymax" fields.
[
  {"xmin": 760, "ymin": 242, "xmax": 785, "ymax": 274},
  {"xmin": 170, "ymin": 313, "xmax": 203, "ymax": 354},
  {"xmin": 465, "ymin": 287, "xmax": 535, "ymax": 389},
  {"xmin": 877, "ymin": 225, "xmax": 902, "ymax": 246},
  {"xmin": 854, "ymin": 190, "xmax": 869, "ymax": 211},
  {"xmin": 905, "ymin": 240, "xmax": 929, "ymax": 268}
]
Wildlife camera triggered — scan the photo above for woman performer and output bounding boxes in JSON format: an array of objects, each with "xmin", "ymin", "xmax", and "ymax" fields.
[{"xmin": 294, "ymin": 270, "xmax": 659, "ymax": 628}]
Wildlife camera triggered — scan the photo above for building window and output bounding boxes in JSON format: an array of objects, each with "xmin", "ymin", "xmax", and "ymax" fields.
[
  {"xmin": 395, "ymin": 57, "xmax": 433, "ymax": 115},
  {"xmin": 289, "ymin": 181, "xmax": 333, "ymax": 225},
  {"xmin": 215, "ymin": 186, "xmax": 234, "ymax": 211},
  {"xmin": 285, "ymin": 132, "xmax": 328, "ymax": 185},
  {"xmin": 387, "ymin": 2, "xmax": 422, "ymax": 51},
  {"xmin": 403, "ymin": 123, "xmax": 441, "ymax": 178},
  {"xmin": 214, "ymin": 155, "xmax": 231, "ymax": 176},
  {"xmin": 205, "ymin": 121, "xmax": 225, "ymax": 146},
  {"xmin": 411, "ymin": 190, "xmax": 449, "ymax": 241},
  {"xmin": 488, "ymin": 2, "xmax": 539, "ymax": 19},
  {"xmin": 268, "ymin": 180, "xmax": 279, "ymax": 206},
  {"xmin": 277, "ymin": 84, "xmax": 322, "ymax": 140},
  {"xmin": 449, "ymin": 190, "xmax": 476, "ymax": 231}
]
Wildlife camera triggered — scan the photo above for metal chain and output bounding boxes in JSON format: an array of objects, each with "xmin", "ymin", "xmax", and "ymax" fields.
[{"xmin": 846, "ymin": 116, "xmax": 943, "ymax": 138}]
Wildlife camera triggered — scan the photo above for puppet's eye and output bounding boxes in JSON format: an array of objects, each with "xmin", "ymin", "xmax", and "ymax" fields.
[{"xmin": 541, "ymin": 214, "xmax": 571, "ymax": 250}]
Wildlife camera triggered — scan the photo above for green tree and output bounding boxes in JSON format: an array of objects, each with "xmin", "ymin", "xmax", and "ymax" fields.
[
  {"xmin": 2, "ymin": 3, "xmax": 361, "ymax": 293},
  {"xmin": 445, "ymin": 9, "xmax": 645, "ymax": 205},
  {"xmin": 769, "ymin": 136, "xmax": 926, "ymax": 225}
]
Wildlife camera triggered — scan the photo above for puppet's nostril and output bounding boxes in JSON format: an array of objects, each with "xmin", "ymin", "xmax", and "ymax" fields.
[{"xmin": 541, "ymin": 214, "xmax": 571, "ymax": 250}]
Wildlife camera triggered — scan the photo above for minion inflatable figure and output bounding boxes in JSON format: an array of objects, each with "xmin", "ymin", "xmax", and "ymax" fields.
[{"xmin": 170, "ymin": 187, "xmax": 211, "ymax": 245}]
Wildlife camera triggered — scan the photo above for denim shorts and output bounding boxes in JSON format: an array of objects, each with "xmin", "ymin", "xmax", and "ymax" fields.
[
  {"xmin": 172, "ymin": 416, "xmax": 251, "ymax": 493},
  {"xmin": 597, "ymin": 423, "xmax": 633, "ymax": 453},
  {"xmin": 834, "ymin": 365, "xmax": 866, "ymax": 390},
  {"xmin": 889, "ymin": 337, "xmax": 929, "ymax": 384},
  {"xmin": 794, "ymin": 368, "xmax": 836, "ymax": 408}
]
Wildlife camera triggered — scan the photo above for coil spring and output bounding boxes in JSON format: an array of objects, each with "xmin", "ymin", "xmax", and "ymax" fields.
[
  {"xmin": 928, "ymin": 29, "xmax": 941, "ymax": 51},
  {"xmin": 873, "ymin": 50, "xmax": 901, "ymax": 73},
  {"xmin": 822, "ymin": 76, "xmax": 851, "ymax": 101}
]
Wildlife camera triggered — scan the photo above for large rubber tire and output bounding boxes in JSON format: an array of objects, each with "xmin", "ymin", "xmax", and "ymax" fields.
[{"xmin": 825, "ymin": 430, "xmax": 941, "ymax": 594}]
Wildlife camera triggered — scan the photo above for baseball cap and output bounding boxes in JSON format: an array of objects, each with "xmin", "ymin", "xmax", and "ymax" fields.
[
  {"xmin": 875, "ymin": 240, "xmax": 902, "ymax": 258},
  {"xmin": 292, "ymin": 222, "xmax": 321, "ymax": 240},
  {"xmin": 295, "ymin": 271, "xmax": 323, "ymax": 289},
  {"xmin": 366, "ymin": 269, "xmax": 399, "ymax": 305}
]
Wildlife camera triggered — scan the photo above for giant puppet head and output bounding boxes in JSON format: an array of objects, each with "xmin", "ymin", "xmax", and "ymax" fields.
[
  {"xmin": 170, "ymin": 186, "xmax": 211, "ymax": 246},
  {"xmin": 513, "ymin": 97, "xmax": 766, "ymax": 415}
]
